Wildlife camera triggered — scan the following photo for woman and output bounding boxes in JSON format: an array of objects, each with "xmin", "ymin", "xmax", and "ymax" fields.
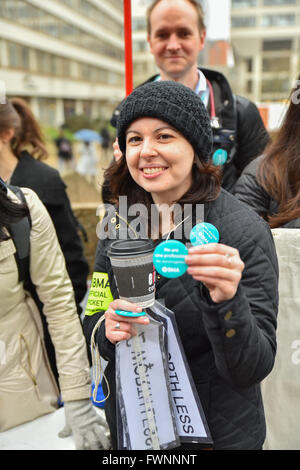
[
  {"xmin": 0, "ymin": 98, "xmax": 89, "ymax": 381},
  {"xmin": 234, "ymin": 76, "xmax": 300, "ymax": 228},
  {"xmin": 0, "ymin": 98, "xmax": 89, "ymax": 310},
  {"xmin": 83, "ymin": 81, "xmax": 279, "ymax": 450},
  {"xmin": 0, "ymin": 178, "xmax": 109, "ymax": 449}
]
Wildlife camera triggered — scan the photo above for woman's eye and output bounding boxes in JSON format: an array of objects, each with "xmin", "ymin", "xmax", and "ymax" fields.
[
  {"xmin": 128, "ymin": 136, "xmax": 141, "ymax": 144},
  {"xmin": 158, "ymin": 134, "xmax": 172, "ymax": 141}
]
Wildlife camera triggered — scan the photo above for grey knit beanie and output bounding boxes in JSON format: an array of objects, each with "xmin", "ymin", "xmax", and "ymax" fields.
[{"xmin": 117, "ymin": 81, "xmax": 213, "ymax": 163}]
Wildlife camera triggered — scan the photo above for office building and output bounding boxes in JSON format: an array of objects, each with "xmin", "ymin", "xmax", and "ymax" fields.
[
  {"xmin": 0, "ymin": 0, "xmax": 125, "ymax": 126},
  {"xmin": 231, "ymin": 0, "xmax": 300, "ymax": 103}
]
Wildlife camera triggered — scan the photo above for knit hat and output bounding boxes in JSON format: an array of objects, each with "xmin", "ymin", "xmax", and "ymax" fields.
[{"xmin": 117, "ymin": 81, "xmax": 213, "ymax": 163}]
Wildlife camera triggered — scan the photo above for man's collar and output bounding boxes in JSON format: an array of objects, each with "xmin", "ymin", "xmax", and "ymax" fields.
[
  {"xmin": 194, "ymin": 69, "xmax": 207, "ymax": 94},
  {"xmin": 154, "ymin": 69, "xmax": 207, "ymax": 95}
]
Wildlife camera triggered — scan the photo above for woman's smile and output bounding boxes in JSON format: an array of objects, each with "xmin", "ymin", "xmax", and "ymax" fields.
[{"xmin": 140, "ymin": 165, "xmax": 168, "ymax": 177}]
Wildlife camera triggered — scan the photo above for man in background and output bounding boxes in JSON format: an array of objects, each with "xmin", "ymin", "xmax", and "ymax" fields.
[{"xmin": 108, "ymin": 0, "xmax": 269, "ymax": 195}]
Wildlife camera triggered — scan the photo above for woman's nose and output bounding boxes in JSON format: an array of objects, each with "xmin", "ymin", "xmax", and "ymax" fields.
[{"xmin": 140, "ymin": 138, "xmax": 157, "ymax": 158}]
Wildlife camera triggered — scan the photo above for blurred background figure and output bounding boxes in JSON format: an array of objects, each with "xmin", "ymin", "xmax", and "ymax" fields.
[
  {"xmin": 0, "ymin": 98, "xmax": 89, "ymax": 381},
  {"xmin": 234, "ymin": 74, "xmax": 300, "ymax": 229},
  {"xmin": 235, "ymin": 76, "xmax": 300, "ymax": 450},
  {"xmin": 75, "ymin": 131, "xmax": 100, "ymax": 187},
  {"xmin": 99, "ymin": 126, "xmax": 111, "ymax": 167},
  {"xmin": 76, "ymin": 141, "xmax": 99, "ymax": 186},
  {"xmin": 0, "ymin": 179, "xmax": 110, "ymax": 450},
  {"xmin": 54, "ymin": 125, "xmax": 74, "ymax": 174}
]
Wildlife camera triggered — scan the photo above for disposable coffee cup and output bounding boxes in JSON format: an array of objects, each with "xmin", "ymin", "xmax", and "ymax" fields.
[{"xmin": 107, "ymin": 239, "xmax": 155, "ymax": 308}]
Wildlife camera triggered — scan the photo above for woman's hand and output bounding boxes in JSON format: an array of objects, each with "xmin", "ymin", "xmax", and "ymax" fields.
[
  {"xmin": 104, "ymin": 299, "xmax": 150, "ymax": 344},
  {"xmin": 185, "ymin": 243, "xmax": 245, "ymax": 303}
]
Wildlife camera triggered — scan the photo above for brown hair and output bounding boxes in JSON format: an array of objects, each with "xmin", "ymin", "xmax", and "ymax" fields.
[
  {"xmin": 147, "ymin": 0, "xmax": 206, "ymax": 36},
  {"xmin": 104, "ymin": 153, "xmax": 221, "ymax": 233},
  {"xmin": 258, "ymin": 76, "xmax": 300, "ymax": 228},
  {"xmin": 0, "ymin": 98, "xmax": 48, "ymax": 160}
]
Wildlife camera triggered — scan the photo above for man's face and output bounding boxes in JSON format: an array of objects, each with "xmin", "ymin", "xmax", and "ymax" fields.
[{"xmin": 148, "ymin": 0, "xmax": 205, "ymax": 81}]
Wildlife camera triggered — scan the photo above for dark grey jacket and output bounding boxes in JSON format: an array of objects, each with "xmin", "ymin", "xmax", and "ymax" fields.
[
  {"xmin": 234, "ymin": 156, "xmax": 300, "ymax": 228},
  {"xmin": 84, "ymin": 189, "xmax": 279, "ymax": 450}
]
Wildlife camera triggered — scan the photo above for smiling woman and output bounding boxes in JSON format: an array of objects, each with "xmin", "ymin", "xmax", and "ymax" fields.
[{"xmin": 83, "ymin": 80, "xmax": 279, "ymax": 450}]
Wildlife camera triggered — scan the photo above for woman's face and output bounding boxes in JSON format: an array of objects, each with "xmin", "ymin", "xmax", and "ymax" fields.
[{"xmin": 125, "ymin": 117, "xmax": 194, "ymax": 204}]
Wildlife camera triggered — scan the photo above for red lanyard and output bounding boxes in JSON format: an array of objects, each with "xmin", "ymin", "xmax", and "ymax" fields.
[{"xmin": 206, "ymin": 79, "xmax": 216, "ymax": 119}]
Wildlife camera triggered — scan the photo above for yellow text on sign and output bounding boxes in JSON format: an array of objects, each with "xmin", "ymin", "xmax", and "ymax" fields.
[{"xmin": 85, "ymin": 272, "xmax": 114, "ymax": 315}]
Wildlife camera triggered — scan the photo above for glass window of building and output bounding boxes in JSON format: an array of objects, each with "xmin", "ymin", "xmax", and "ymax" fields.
[
  {"xmin": 132, "ymin": 17, "xmax": 146, "ymax": 31},
  {"xmin": 38, "ymin": 98, "xmax": 56, "ymax": 126},
  {"xmin": 246, "ymin": 80, "xmax": 253, "ymax": 94},
  {"xmin": 1, "ymin": 0, "xmax": 123, "ymax": 61},
  {"xmin": 263, "ymin": 39, "xmax": 292, "ymax": 50},
  {"xmin": 231, "ymin": 16, "xmax": 256, "ymax": 28},
  {"xmin": 245, "ymin": 58, "xmax": 253, "ymax": 73},
  {"xmin": 262, "ymin": 78, "xmax": 290, "ymax": 93},
  {"xmin": 262, "ymin": 57, "xmax": 290, "ymax": 72},
  {"xmin": 263, "ymin": 0, "xmax": 296, "ymax": 5},
  {"xmin": 232, "ymin": 0, "xmax": 257, "ymax": 8},
  {"xmin": 64, "ymin": 99, "xmax": 76, "ymax": 119},
  {"xmin": 7, "ymin": 41, "xmax": 29, "ymax": 69},
  {"xmin": 262, "ymin": 14, "xmax": 296, "ymax": 27}
]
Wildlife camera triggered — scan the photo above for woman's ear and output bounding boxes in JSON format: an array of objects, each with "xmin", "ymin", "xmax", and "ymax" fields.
[{"xmin": 0, "ymin": 128, "xmax": 15, "ymax": 144}]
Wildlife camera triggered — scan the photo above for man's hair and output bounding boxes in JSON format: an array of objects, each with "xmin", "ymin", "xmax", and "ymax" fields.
[{"xmin": 146, "ymin": 0, "xmax": 206, "ymax": 35}]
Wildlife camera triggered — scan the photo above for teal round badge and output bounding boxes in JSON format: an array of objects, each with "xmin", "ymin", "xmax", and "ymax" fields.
[
  {"xmin": 190, "ymin": 222, "xmax": 219, "ymax": 246},
  {"xmin": 212, "ymin": 149, "xmax": 228, "ymax": 166},
  {"xmin": 115, "ymin": 310, "xmax": 147, "ymax": 318},
  {"xmin": 153, "ymin": 240, "xmax": 188, "ymax": 278}
]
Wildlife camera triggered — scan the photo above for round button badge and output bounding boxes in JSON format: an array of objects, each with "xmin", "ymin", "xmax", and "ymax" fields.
[
  {"xmin": 212, "ymin": 149, "xmax": 228, "ymax": 166},
  {"xmin": 153, "ymin": 239, "xmax": 188, "ymax": 279},
  {"xmin": 190, "ymin": 222, "xmax": 219, "ymax": 246}
]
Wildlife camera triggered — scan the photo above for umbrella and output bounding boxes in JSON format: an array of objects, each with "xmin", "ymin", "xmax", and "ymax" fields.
[
  {"xmin": 74, "ymin": 129, "xmax": 102, "ymax": 142},
  {"xmin": 124, "ymin": 0, "xmax": 133, "ymax": 96}
]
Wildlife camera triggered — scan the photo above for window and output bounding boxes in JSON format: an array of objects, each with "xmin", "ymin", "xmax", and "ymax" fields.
[
  {"xmin": 231, "ymin": 16, "xmax": 256, "ymax": 28},
  {"xmin": 7, "ymin": 41, "xmax": 29, "ymax": 69},
  {"xmin": 63, "ymin": 99, "xmax": 76, "ymax": 119},
  {"xmin": 246, "ymin": 80, "xmax": 253, "ymax": 94},
  {"xmin": 262, "ymin": 57, "xmax": 290, "ymax": 72},
  {"xmin": 232, "ymin": 0, "xmax": 257, "ymax": 7},
  {"xmin": 132, "ymin": 17, "xmax": 146, "ymax": 31},
  {"xmin": 38, "ymin": 98, "xmax": 56, "ymax": 126},
  {"xmin": 262, "ymin": 78, "xmax": 290, "ymax": 93},
  {"xmin": 263, "ymin": 0, "xmax": 296, "ymax": 5},
  {"xmin": 263, "ymin": 39, "xmax": 292, "ymax": 51},
  {"xmin": 245, "ymin": 58, "xmax": 253, "ymax": 73},
  {"xmin": 262, "ymin": 14, "xmax": 296, "ymax": 27},
  {"xmin": 1, "ymin": 0, "xmax": 123, "ymax": 61}
]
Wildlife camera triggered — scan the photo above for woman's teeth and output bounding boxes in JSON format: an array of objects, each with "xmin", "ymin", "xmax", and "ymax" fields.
[{"xmin": 143, "ymin": 167, "xmax": 165, "ymax": 174}]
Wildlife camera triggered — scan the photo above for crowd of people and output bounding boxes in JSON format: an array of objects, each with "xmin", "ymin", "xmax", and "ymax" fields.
[{"xmin": 0, "ymin": 0, "xmax": 299, "ymax": 451}]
